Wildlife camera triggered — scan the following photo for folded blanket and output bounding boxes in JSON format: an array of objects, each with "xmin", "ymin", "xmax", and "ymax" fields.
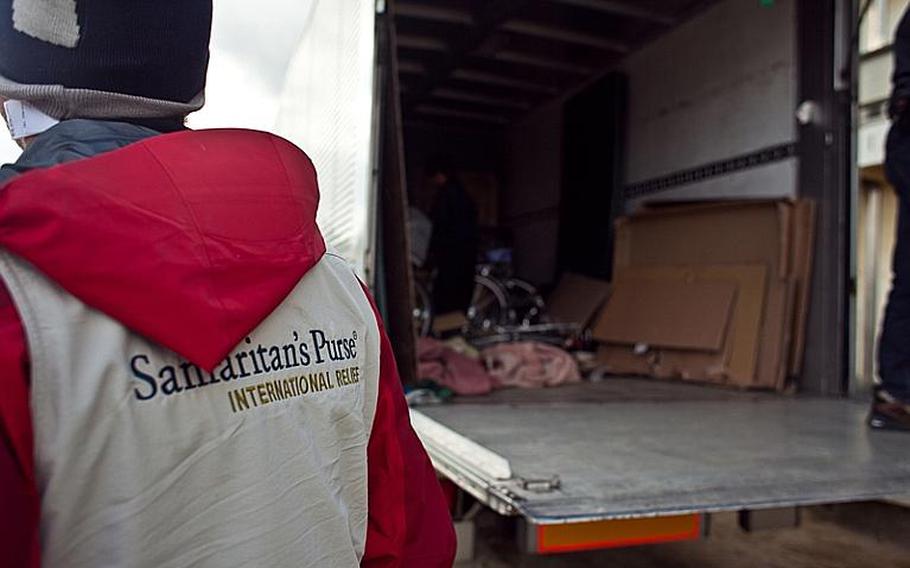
[
  {"xmin": 482, "ymin": 342, "xmax": 582, "ymax": 389},
  {"xmin": 417, "ymin": 337, "xmax": 493, "ymax": 395}
]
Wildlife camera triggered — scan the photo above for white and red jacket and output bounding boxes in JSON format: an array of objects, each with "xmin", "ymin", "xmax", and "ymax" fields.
[{"xmin": 0, "ymin": 129, "xmax": 456, "ymax": 567}]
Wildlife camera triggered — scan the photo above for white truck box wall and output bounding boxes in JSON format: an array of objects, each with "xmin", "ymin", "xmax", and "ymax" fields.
[
  {"xmin": 624, "ymin": 0, "xmax": 797, "ymax": 209},
  {"xmin": 503, "ymin": 99, "xmax": 563, "ymax": 286},
  {"xmin": 275, "ymin": 0, "xmax": 377, "ymax": 278}
]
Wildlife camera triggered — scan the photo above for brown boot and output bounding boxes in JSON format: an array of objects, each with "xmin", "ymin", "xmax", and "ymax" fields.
[{"xmin": 869, "ymin": 388, "xmax": 910, "ymax": 431}]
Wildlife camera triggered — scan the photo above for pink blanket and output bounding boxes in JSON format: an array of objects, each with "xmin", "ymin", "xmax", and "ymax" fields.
[
  {"xmin": 482, "ymin": 342, "xmax": 581, "ymax": 389},
  {"xmin": 417, "ymin": 337, "xmax": 493, "ymax": 395}
]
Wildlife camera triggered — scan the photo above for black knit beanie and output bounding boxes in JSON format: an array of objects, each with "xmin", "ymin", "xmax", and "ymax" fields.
[{"xmin": 0, "ymin": 0, "xmax": 213, "ymax": 121}]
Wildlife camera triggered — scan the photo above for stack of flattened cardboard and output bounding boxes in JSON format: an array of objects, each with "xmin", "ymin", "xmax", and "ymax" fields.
[
  {"xmin": 547, "ymin": 273, "xmax": 612, "ymax": 328},
  {"xmin": 593, "ymin": 199, "xmax": 815, "ymax": 390}
]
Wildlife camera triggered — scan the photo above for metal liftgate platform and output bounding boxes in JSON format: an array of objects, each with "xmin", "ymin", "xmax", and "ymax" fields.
[{"xmin": 411, "ymin": 379, "xmax": 910, "ymax": 553}]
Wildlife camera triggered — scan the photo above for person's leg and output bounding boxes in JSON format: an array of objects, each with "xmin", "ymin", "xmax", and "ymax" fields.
[
  {"xmin": 431, "ymin": 264, "xmax": 467, "ymax": 315},
  {"xmin": 878, "ymin": 196, "xmax": 910, "ymax": 401},
  {"xmin": 874, "ymin": 128, "xmax": 910, "ymax": 429}
]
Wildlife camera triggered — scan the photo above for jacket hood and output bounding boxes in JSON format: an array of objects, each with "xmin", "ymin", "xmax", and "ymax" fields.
[{"xmin": 0, "ymin": 129, "xmax": 326, "ymax": 371}]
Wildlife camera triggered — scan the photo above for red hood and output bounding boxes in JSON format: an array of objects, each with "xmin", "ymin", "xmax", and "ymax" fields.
[{"xmin": 0, "ymin": 129, "xmax": 326, "ymax": 371}]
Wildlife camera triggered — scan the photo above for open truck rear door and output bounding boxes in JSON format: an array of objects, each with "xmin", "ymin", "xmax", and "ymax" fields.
[{"xmin": 389, "ymin": 0, "xmax": 910, "ymax": 556}]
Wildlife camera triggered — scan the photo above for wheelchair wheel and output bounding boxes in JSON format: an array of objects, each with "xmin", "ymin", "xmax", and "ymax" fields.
[
  {"xmin": 504, "ymin": 278, "xmax": 546, "ymax": 327},
  {"xmin": 412, "ymin": 279, "xmax": 434, "ymax": 337},
  {"xmin": 467, "ymin": 274, "xmax": 509, "ymax": 333}
]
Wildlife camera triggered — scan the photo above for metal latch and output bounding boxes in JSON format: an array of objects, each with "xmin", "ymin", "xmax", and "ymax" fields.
[{"xmin": 516, "ymin": 475, "xmax": 561, "ymax": 493}]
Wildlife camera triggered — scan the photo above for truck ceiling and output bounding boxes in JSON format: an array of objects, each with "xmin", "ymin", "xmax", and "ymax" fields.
[{"xmin": 393, "ymin": 0, "xmax": 720, "ymax": 130}]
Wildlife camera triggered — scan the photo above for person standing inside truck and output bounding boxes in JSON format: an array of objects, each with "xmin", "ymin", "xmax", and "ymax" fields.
[
  {"xmin": 423, "ymin": 155, "xmax": 479, "ymax": 316},
  {"xmin": 0, "ymin": 2, "xmax": 455, "ymax": 566},
  {"xmin": 876, "ymin": 6, "xmax": 910, "ymax": 431}
]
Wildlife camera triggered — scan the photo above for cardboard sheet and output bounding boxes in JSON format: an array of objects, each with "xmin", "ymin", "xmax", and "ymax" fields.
[
  {"xmin": 614, "ymin": 201, "xmax": 791, "ymax": 278},
  {"xmin": 593, "ymin": 275, "xmax": 736, "ymax": 351},
  {"xmin": 752, "ymin": 279, "xmax": 796, "ymax": 389},
  {"xmin": 612, "ymin": 200, "xmax": 797, "ymax": 391},
  {"xmin": 615, "ymin": 265, "xmax": 768, "ymax": 385},
  {"xmin": 788, "ymin": 200, "xmax": 817, "ymax": 377},
  {"xmin": 595, "ymin": 344, "xmax": 652, "ymax": 376},
  {"xmin": 432, "ymin": 311, "xmax": 467, "ymax": 335},
  {"xmin": 652, "ymin": 345, "xmax": 730, "ymax": 385},
  {"xmin": 547, "ymin": 273, "xmax": 612, "ymax": 327},
  {"xmin": 779, "ymin": 280, "xmax": 797, "ymax": 390}
]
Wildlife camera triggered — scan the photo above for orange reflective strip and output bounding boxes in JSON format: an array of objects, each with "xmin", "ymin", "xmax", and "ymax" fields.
[{"xmin": 536, "ymin": 514, "xmax": 701, "ymax": 554}]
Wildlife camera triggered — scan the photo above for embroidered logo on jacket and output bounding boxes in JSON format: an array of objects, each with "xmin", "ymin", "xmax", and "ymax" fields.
[{"xmin": 129, "ymin": 329, "xmax": 362, "ymax": 412}]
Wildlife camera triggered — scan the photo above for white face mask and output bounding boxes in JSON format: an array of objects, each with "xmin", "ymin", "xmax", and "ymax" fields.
[{"xmin": 3, "ymin": 99, "xmax": 60, "ymax": 140}]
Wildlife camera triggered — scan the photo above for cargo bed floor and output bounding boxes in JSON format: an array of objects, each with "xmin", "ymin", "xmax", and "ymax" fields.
[{"xmin": 413, "ymin": 378, "xmax": 910, "ymax": 524}]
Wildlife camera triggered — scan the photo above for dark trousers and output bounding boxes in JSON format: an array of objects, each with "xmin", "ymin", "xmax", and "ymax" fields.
[
  {"xmin": 879, "ymin": 127, "xmax": 910, "ymax": 401},
  {"xmin": 432, "ymin": 256, "xmax": 475, "ymax": 315}
]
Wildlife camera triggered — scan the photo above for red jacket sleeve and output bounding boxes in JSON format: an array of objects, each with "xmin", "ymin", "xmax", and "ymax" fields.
[
  {"xmin": 361, "ymin": 287, "xmax": 456, "ymax": 567},
  {"xmin": 0, "ymin": 281, "xmax": 40, "ymax": 568}
]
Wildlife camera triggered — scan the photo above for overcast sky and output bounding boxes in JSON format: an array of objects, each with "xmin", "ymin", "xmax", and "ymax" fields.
[{"xmin": 1, "ymin": 0, "xmax": 313, "ymax": 165}]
